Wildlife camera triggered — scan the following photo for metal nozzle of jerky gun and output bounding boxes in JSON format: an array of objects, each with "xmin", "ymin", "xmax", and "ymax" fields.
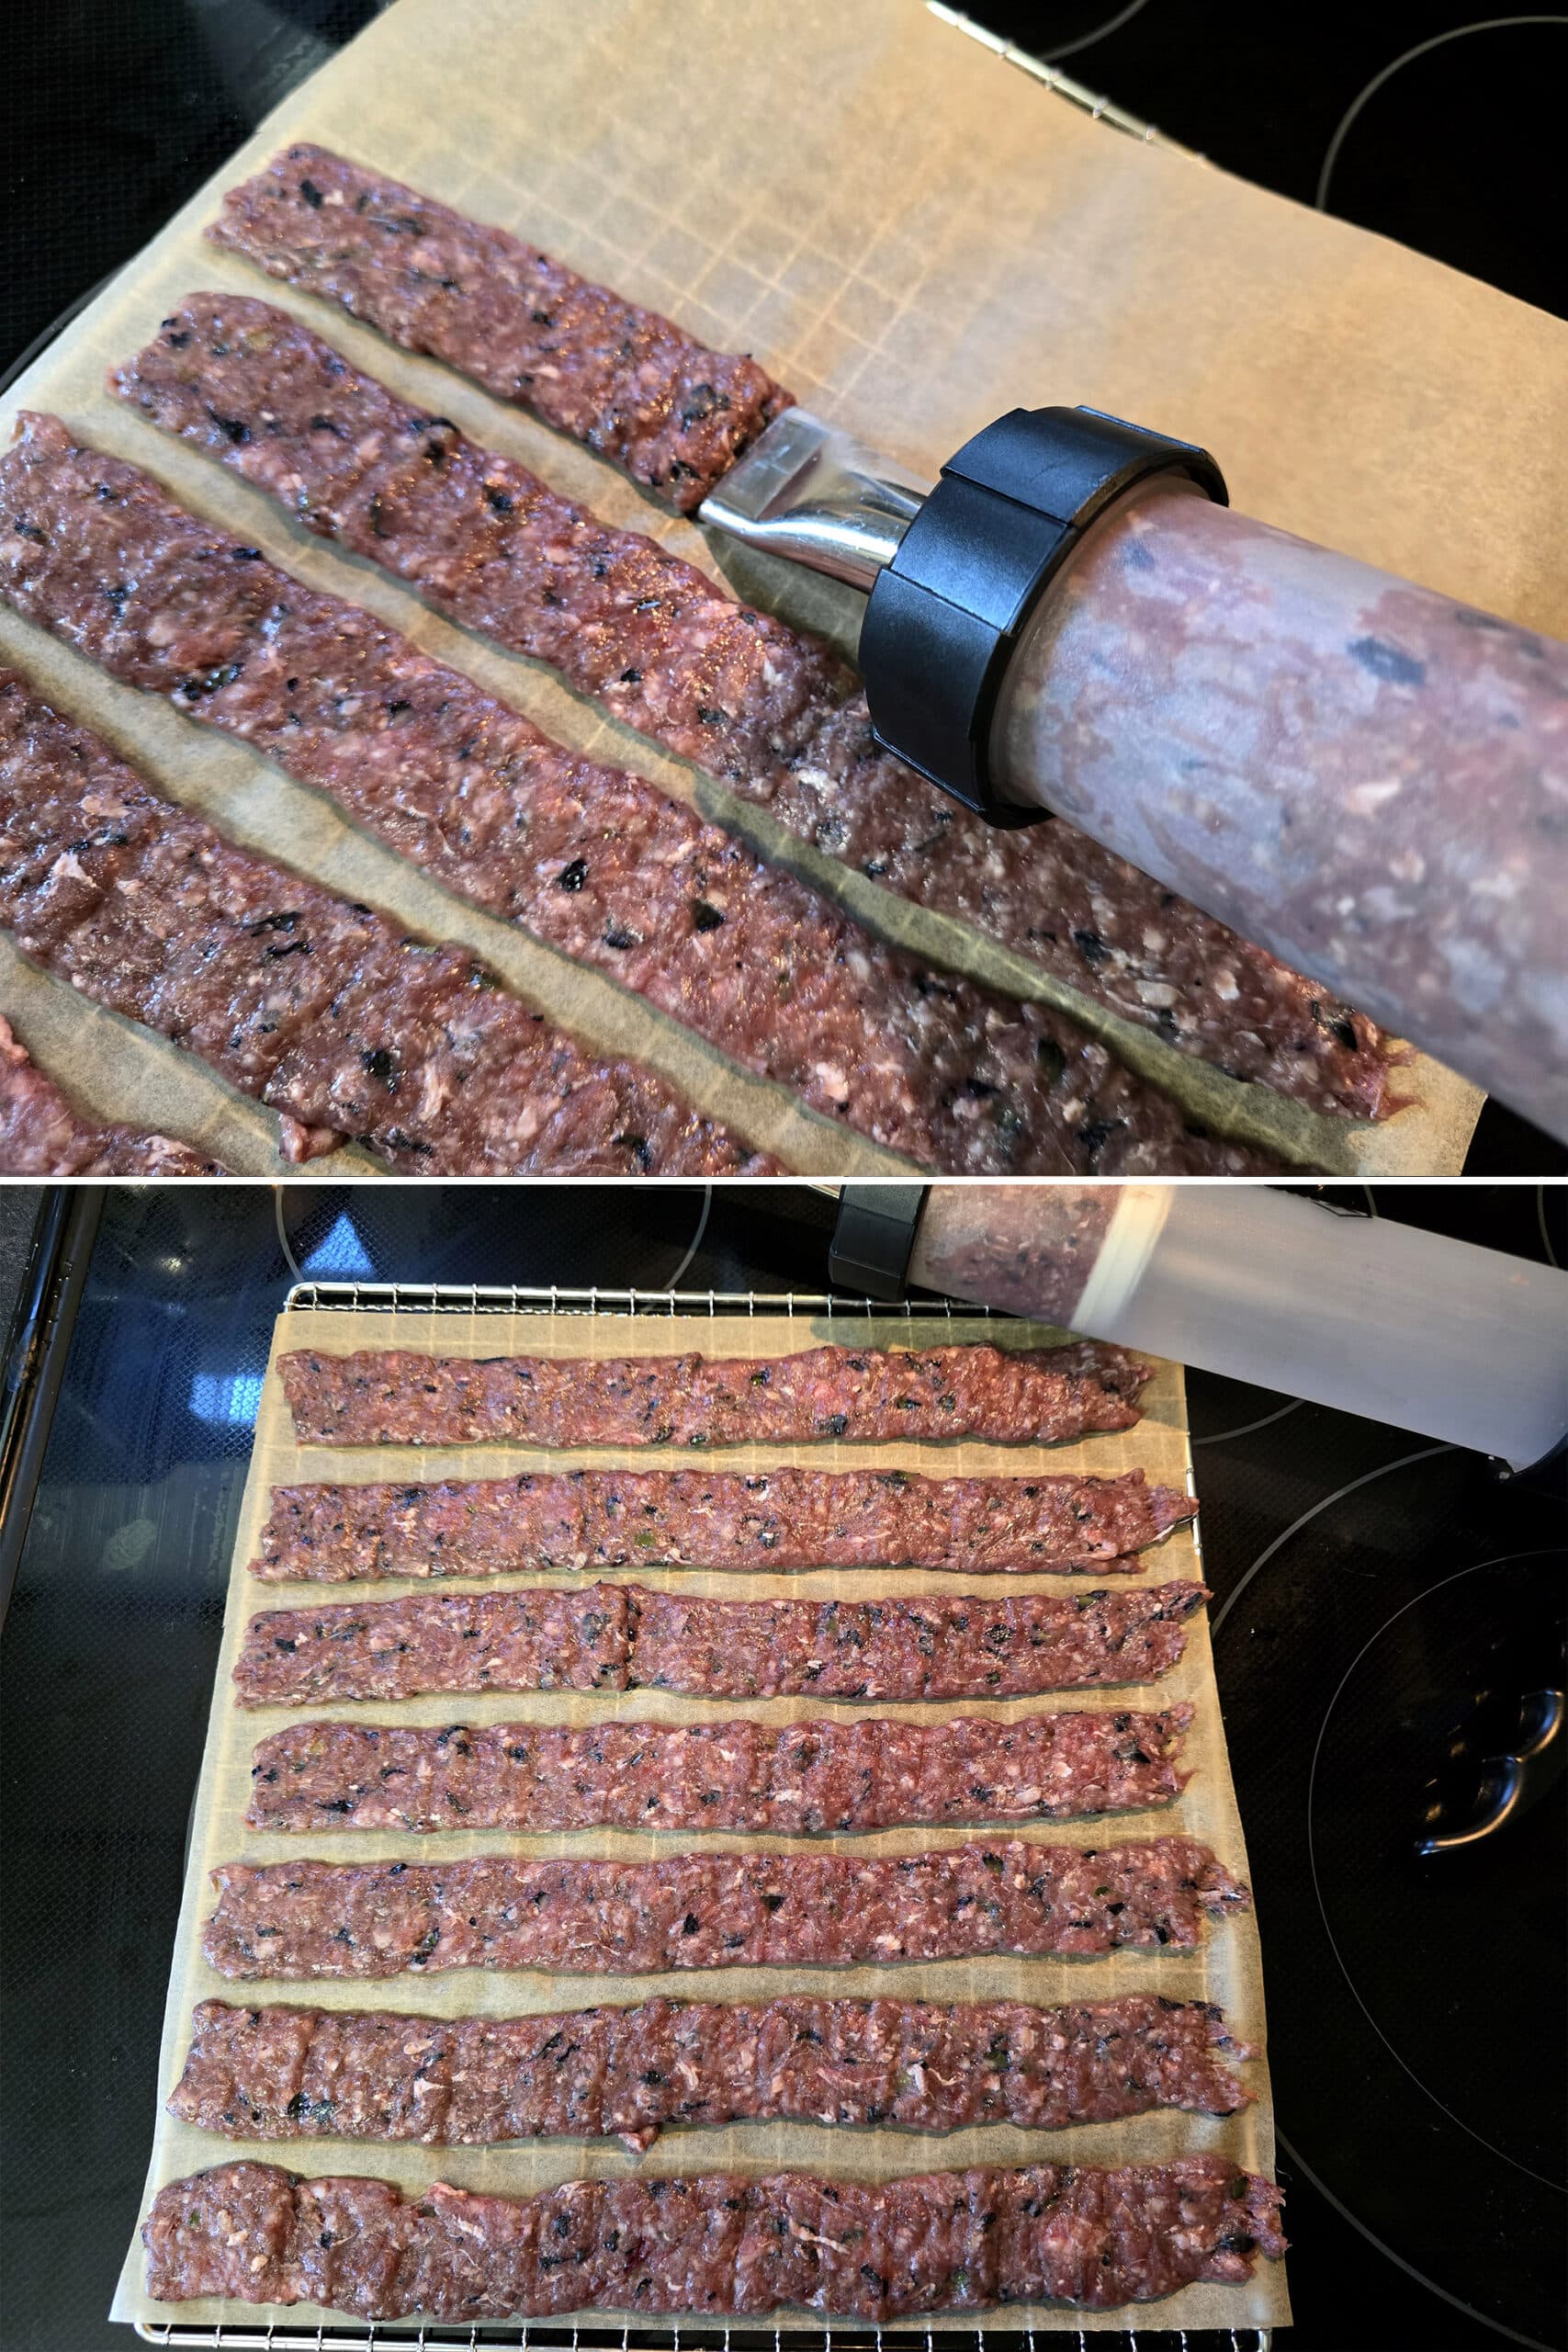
[{"xmin": 699, "ymin": 409, "xmax": 931, "ymax": 591}]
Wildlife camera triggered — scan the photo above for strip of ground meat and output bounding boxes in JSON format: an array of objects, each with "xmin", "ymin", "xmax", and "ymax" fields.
[
  {"xmin": 0, "ymin": 1012, "xmax": 228, "ymax": 1173},
  {"xmin": 0, "ymin": 673, "xmax": 771, "ymax": 1174},
  {"xmin": 253, "ymin": 1464, "xmax": 1192, "ymax": 1582},
  {"xmin": 172, "ymin": 261, "xmax": 1389, "ymax": 1117},
  {"xmin": 275, "ymin": 1339, "xmax": 1152, "ymax": 1448},
  {"xmin": 170, "ymin": 1991, "xmax": 1254, "ymax": 2151},
  {"xmin": 233, "ymin": 1580, "xmax": 1208, "ymax": 1708},
  {"xmin": 210, "ymin": 147, "xmax": 792, "ymax": 509},
  {"xmin": 245, "ymin": 1708, "xmax": 1193, "ymax": 1835},
  {"xmin": 201, "ymin": 1838, "xmax": 1248, "ymax": 1979},
  {"xmin": 236, "ymin": 1581, "xmax": 632, "ymax": 1706},
  {"xmin": 629, "ymin": 1582, "xmax": 1208, "ymax": 1701},
  {"xmin": 0, "ymin": 416, "xmax": 1280, "ymax": 1177},
  {"xmin": 144, "ymin": 2155, "xmax": 1285, "ymax": 2315}
]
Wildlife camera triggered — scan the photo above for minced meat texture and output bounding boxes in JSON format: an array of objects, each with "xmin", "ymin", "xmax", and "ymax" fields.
[
  {"xmin": 275, "ymin": 1339, "xmax": 1152, "ymax": 1448},
  {"xmin": 143, "ymin": 2155, "xmax": 1285, "ymax": 2315},
  {"xmin": 201, "ymin": 1838, "xmax": 1248, "ymax": 1979},
  {"xmin": 0, "ymin": 672, "xmax": 769, "ymax": 1175},
  {"xmin": 252, "ymin": 1464, "xmax": 1192, "ymax": 1581},
  {"xmin": 233, "ymin": 1580, "xmax": 1209, "ymax": 1708},
  {"xmin": 0, "ymin": 417, "xmax": 1281, "ymax": 1178},
  {"xmin": 908, "ymin": 1182, "xmax": 1120, "ymax": 1323},
  {"xmin": 209, "ymin": 146, "xmax": 794, "ymax": 510},
  {"xmin": 235, "ymin": 1581, "xmax": 632, "ymax": 1706},
  {"xmin": 599, "ymin": 1582, "xmax": 1210, "ymax": 1702},
  {"xmin": 244, "ymin": 1708, "xmax": 1193, "ymax": 1834},
  {"xmin": 0, "ymin": 1012, "xmax": 227, "ymax": 1173},
  {"xmin": 119, "ymin": 289, "xmax": 1391, "ymax": 1119},
  {"xmin": 170, "ymin": 1990, "xmax": 1254, "ymax": 2151}
]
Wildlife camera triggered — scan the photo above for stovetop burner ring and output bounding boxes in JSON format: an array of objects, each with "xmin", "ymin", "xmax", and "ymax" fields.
[
  {"xmin": 1307, "ymin": 1547, "xmax": 1568, "ymax": 2198},
  {"xmin": 1275, "ymin": 2124, "xmax": 1562, "ymax": 2352},
  {"xmin": 1210, "ymin": 1443, "xmax": 1458, "ymax": 1638}
]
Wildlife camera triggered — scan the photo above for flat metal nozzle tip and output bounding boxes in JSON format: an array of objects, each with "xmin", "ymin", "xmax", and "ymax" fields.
[{"xmin": 699, "ymin": 411, "xmax": 930, "ymax": 592}]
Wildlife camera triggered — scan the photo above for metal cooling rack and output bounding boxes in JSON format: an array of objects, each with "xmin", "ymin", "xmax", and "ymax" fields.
[
  {"xmin": 134, "ymin": 2321, "xmax": 1270, "ymax": 2349},
  {"xmin": 276, "ymin": 1284, "xmax": 1003, "ymax": 1321},
  {"xmin": 924, "ymin": 3, "xmax": 1202, "ymax": 158},
  {"xmin": 134, "ymin": 1282, "xmax": 1261, "ymax": 2352}
]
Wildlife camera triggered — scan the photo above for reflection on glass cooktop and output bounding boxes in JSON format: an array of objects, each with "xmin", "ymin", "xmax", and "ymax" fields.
[{"xmin": 1201, "ymin": 1388, "xmax": 1565, "ymax": 2352}]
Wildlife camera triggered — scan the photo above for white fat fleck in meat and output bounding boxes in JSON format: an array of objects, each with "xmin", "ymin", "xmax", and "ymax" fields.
[
  {"xmin": 417, "ymin": 1063, "xmax": 453, "ymax": 1122},
  {"xmin": 1341, "ymin": 777, "xmax": 1403, "ymax": 816}
]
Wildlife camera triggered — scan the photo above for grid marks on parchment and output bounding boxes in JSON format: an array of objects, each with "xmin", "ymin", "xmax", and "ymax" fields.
[
  {"xmin": 111, "ymin": 1310, "xmax": 1286, "ymax": 2335},
  {"xmin": 0, "ymin": 0, "xmax": 1478, "ymax": 1174}
]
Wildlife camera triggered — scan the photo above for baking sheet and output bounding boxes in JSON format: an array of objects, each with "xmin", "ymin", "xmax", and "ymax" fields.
[
  {"xmin": 6, "ymin": 0, "xmax": 1558, "ymax": 1172},
  {"xmin": 112, "ymin": 1306, "xmax": 1289, "ymax": 2335}
]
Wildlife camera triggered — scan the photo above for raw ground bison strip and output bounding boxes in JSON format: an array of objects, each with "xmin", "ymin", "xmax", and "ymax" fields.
[
  {"xmin": 0, "ymin": 417, "xmax": 1277, "ymax": 1179},
  {"xmin": 244, "ymin": 1708, "xmax": 1193, "ymax": 1834},
  {"xmin": 210, "ymin": 145, "xmax": 793, "ymax": 510},
  {"xmin": 0, "ymin": 1012, "xmax": 227, "ymax": 1173},
  {"xmin": 123, "ymin": 287, "xmax": 1392, "ymax": 1119},
  {"xmin": 201, "ymin": 1838, "xmax": 1248, "ymax": 1979},
  {"xmin": 0, "ymin": 673, "xmax": 764, "ymax": 1176},
  {"xmin": 144, "ymin": 2155, "xmax": 1285, "ymax": 2316},
  {"xmin": 170, "ymin": 1990, "xmax": 1254, "ymax": 2151},
  {"xmin": 253, "ymin": 1464, "xmax": 1193, "ymax": 1581},
  {"xmin": 233, "ymin": 1580, "xmax": 1209, "ymax": 1707},
  {"xmin": 275, "ymin": 1339, "xmax": 1151, "ymax": 1448}
]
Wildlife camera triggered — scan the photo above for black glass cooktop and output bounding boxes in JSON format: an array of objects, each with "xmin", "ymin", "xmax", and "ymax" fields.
[{"xmin": 0, "ymin": 1179, "xmax": 1562, "ymax": 2350}]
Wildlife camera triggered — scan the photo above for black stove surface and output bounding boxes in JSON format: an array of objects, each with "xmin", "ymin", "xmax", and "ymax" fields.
[{"xmin": 1, "ymin": 1180, "xmax": 1562, "ymax": 2351}]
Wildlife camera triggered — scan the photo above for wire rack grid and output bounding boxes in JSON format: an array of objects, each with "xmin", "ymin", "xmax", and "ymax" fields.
[{"xmin": 133, "ymin": 1282, "xmax": 1266, "ymax": 2352}]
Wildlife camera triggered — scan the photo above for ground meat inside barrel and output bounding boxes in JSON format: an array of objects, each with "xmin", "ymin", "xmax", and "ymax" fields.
[
  {"xmin": 0, "ymin": 1012, "xmax": 227, "ymax": 1173},
  {"xmin": 274, "ymin": 1339, "xmax": 1153, "ymax": 1447},
  {"xmin": 170, "ymin": 1990, "xmax": 1254, "ymax": 2151},
  {"xmin": 252, "ymin": 1464, "xmax": 1192, "ymax": 1581},
  {"xmin": 0, "ymin": 414, "xmax": 1280, "ymax": 1177},
  {"xmin": 209, "ymin": 145, "xmax": 792, "ymax": 508},
  {"xmin": 0, "ymin": 672, "xmax": 767, "ymax": 1175},
  {"xmin": 244, "ymin": 1707, "xmax": 1193, "ymax": 1833},
  {"xmin": 233, "ymin": 1579, "xmax": 1209, "ymax": 1707},
  {"xmin": 143, "ymin": 2155, "xmax": 1285, "ymax": 2315},
  {"xmin": 182, "ymin": 227, "xmax": 1389, "ymax": 1119},
  {"xmin": 200, "ymin": 1838, "xmax": 1248, "ymax": 1979}
]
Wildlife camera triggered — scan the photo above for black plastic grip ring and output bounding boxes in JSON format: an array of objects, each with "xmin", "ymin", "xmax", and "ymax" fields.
[
  {"xmin": 857, "ymin": 405, "xmax": 1227, "ymax": 824},
  {"xmin": 829, "ymin": 1184, "xmax": 930, "ymax": 1303}
]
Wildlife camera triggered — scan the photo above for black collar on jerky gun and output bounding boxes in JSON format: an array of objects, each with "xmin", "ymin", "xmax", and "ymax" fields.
[{"xmin": 703, "ymin": 407, "xmax": 1568, "ymax": 1144}]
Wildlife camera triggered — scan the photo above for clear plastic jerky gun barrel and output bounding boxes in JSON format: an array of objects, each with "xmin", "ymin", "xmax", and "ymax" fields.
[
  {"xmin": 902, "ymin": 1182, "xmax": 1568, "ymax": 1471},
  {"xmin": 716, "ymin": 405, "xmax": 1568, "ymax": 1141}
]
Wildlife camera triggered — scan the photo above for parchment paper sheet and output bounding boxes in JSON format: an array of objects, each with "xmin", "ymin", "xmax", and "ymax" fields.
[
  {"xmin": 113, "ymin": 1308, "xmax": 1288, "ymax": 2335},
  {"xmin": 8, "ymin": 0, "xmax": 1561, "ymax": 1171}
]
